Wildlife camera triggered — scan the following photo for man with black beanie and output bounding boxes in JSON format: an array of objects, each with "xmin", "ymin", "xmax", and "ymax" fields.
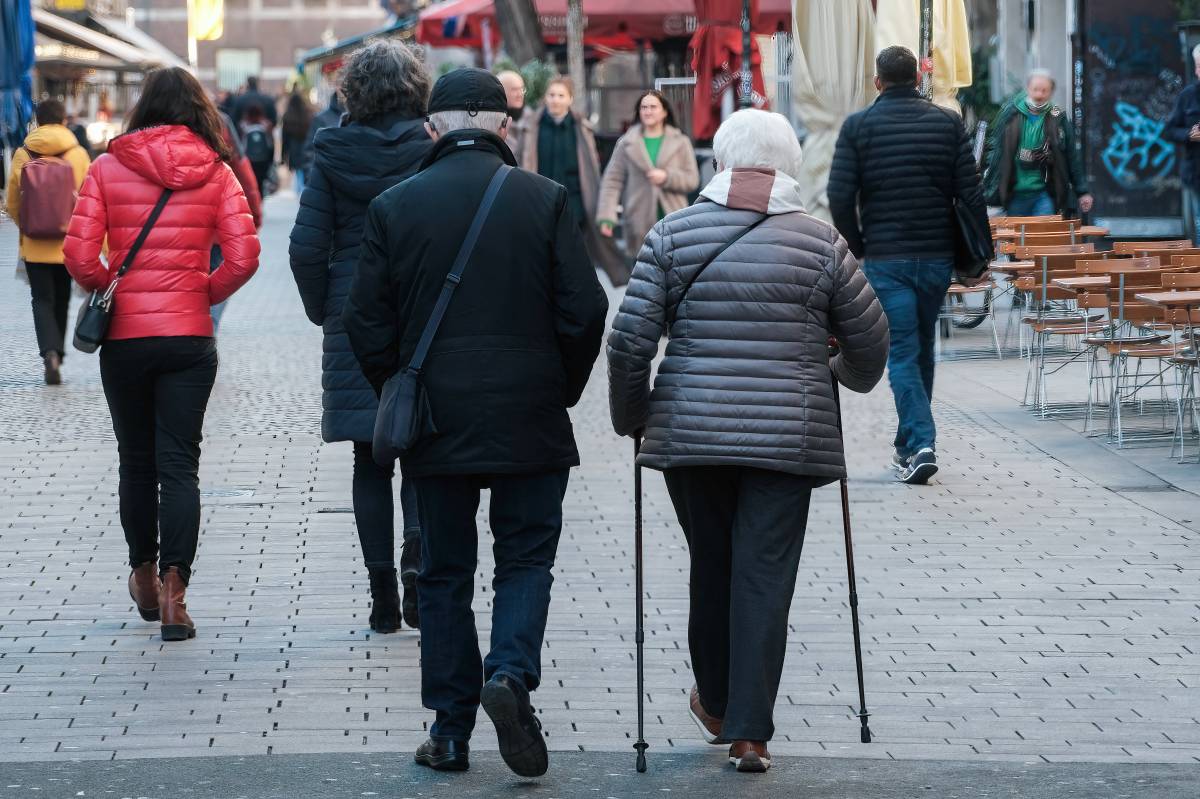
[{"xmin": 343, "ymin": 68, "xmax": 609, "ymax": 777}]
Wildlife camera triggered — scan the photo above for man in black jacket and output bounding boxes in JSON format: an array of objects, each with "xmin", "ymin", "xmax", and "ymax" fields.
[
  {"xmin": 342, "ymin": 68, "xmax": 609, "ymax": 777},
  {"xmin": 231, "ymin": 76, "xmax": 278, "ymax": 129},
  {"xmin": 828, "ymin": 46, "xmax": 989, "ymax": 485}
]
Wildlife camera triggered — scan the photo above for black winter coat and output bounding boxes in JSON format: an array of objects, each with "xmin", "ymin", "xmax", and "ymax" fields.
[
  {"xmin": 828, "ymin": 87, "xmax": 988, "ymax": 260},
  {"xmin": 288, "ymin": 114, "xmax": 432, "ymax": 443},
  {"xmin": 342, "ymin": 131, "xmax": 609, "ymax": 478}
]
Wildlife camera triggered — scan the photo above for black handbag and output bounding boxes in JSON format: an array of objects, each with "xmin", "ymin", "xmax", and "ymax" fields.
[
  {"xmin": 372, "ymin": 164, "xmax": 512, "ymax": 465},
  {"xmin": 73, "ymin": 188, "xmax": 173, "ymax": 353},
  {"xmin": 951, "ymin": 195, "xmax": 994, "ymax": 281}
]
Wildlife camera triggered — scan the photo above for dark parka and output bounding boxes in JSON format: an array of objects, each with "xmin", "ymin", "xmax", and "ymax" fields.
[
  {"xmin": 1163, "ymin": 82, "xmax": 1200, "ymax": 192},
  {"xmin": 608, "ymin": 167, "xmax": 889, "ymax": 483},
  {"xmin": 342, "ymin": 130, "xmax": 609, "ymax": 477},
  {"xmin": 288, "ymin": 114, "xmax": 432, "ymax": 443},
  {"xmin": 828, "ymin": 86, "xmax": 989, "ymax": 260}
]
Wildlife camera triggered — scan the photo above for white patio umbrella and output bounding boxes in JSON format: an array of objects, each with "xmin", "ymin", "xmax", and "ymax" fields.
[
  {"xmin": 875, "ymin": 0, "xmax": 973, "ymax": 113},
  {"xmin": 790, "ymin": 0, "xmax": 877, "ymax": 223}
]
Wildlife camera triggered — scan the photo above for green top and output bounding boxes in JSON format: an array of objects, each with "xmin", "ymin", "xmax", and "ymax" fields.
[
  {"xmin": 1014, "ymin": 95, "xmax": 1048, "ymax": 195},
  {"xmin": 643, "ymin": 135, "xmax": 663, "ymax": 166}
]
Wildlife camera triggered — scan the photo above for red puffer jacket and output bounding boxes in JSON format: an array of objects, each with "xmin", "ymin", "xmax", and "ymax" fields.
[{"xmin": 64, "ymin": 125, "xmax": 260, "ymax": 340}]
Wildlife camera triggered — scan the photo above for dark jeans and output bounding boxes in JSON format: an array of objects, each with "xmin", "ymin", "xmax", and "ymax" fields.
[
  {"xmin": 861, "ymin": 257, "xmax": 954, "ymax": 458},
  {"xmin": 27, "ymin": 262, "xmax": 71, "ymax": 358},
  {"xmin": 414, "ymin": 469, "xmax": 570, "ymax": 741},
  {"xmin": 250, "ymin": 160, "xmax": 271, "ymax": 196},
  {"xmin": 663, "ymin": 466, "xmax": 817, "ymax": 742},
  {"xmin": 1005, "ymin": 190, "xmax": 1055, "ymax": 217},
  {"xmin": 351, "ymin": 441, "xmax": 420, "ymax": 568},
  {"xmin": 100, "ymin": 337, "xmax": 219, "ymax": 583}
]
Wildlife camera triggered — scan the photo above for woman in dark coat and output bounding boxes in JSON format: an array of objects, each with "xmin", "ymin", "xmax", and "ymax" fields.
[
  {"xmin": 280, "ymin": 89, "xmax": 314, "ymax": 195},
  {"xmin": 288, "ymin": 40, "xmax": 432, "ymax": 633}
]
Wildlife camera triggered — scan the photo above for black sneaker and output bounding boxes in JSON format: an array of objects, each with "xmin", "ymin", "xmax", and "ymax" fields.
[
  {"xmin": 414, "ymin": 738, "xmax": 470, "ymax": 771},
  {"xmin": 899, "ymin": 447, "xmax": 938, "ymax": 485},
  {"xmin": 399, "ymin": 538, "xmax": 420, "ymax": 630},
  {"xmin": 480, "ymin": 673, "xmax": 548, "ymax": 777}
]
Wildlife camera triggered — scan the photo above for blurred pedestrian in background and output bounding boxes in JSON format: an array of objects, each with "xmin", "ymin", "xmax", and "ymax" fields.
[
  {"xmin": 288, "ymin": 40, "xmax": 432, "ymax": 634},
  {"xmin": 1166, "ymin": 45, "xmax": 1200, "ymax": 243},
  {"xmin": 5, "ymin": 99, "xmax": 91, "ymax": 385},
  {"xmin": 608, "ymin": 108, "xmax": 887, "ymax": 773},
  {"xmin": 984, "ymin": 69, "xmax": 1092, "ymax": 217},
  {"xmin": 281, "ymin": 89, "xmax": 314, "ymax": 196},
  {"xmin": 829, "ymin": 46, "xmax": 988, "ymax": 485},
  {"xmin": 210, "ymin": 108, "xmax": 264, "ymax": 332},
  {"xmin": 517, "ymin": 76, "xmax": 629, "ymax": 285},
  {"xmin": 302, "ymin": 92, "xmax": 344, "ymax": 175},
  {"xmin": 231, "ymin": 75, "xmax": 277, "ymax": 129},
  {"xmin": 343, "ymin": 68, "xmax": 608, "ymax": 777},
  {"xmin": 63, "ymin": 67, "xmax": 260, "ymax": 642},
  {"xmin": 597, "ymin": 89, "xmax": 699, "ymax": 259},
  {"xmin": 239, "ymin": 103, "xmax": 276, "ymax": 197},
  {"xmin": 495, "ymin": 70, "xmax": 527, "ymax": 157}
]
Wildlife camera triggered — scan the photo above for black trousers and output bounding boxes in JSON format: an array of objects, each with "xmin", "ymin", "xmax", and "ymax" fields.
[
  {"xmin": 100, "ymin": 337, "xmax": 219, "ymax": 583},
  {"xmin": 413, "ymin": 469, "xmax": 569, "ymax": 741},
  {"xmin": 351, "ymin": 441, "xmax": 421, "ymax": 568},
  {"xmin": 663, "ymin": 465, "xmax": 819, "ymax": 742},
  {"xmin": 26, "ymin": 262, "xmax": 71, "ymax": 358}
]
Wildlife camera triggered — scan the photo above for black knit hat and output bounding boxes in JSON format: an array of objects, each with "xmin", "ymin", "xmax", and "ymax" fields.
[{"xmin": 427, "ymin": 68, "xmax": 508, "ymax": 117}]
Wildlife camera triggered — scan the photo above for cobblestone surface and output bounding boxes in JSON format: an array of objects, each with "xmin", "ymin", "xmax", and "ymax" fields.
[{"xmin": 1, "ymin": 197, "xmax": 1198, "ymax": 767}]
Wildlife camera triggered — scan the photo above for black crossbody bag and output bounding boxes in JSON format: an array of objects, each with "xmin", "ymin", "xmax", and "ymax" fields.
[
  {"xmin": 372, "ymin": 165, "xmax": 512, "ymax": 465},
  {"xmin": 73, "ymin": 188, "xmax": 173, "ymax": 353}
]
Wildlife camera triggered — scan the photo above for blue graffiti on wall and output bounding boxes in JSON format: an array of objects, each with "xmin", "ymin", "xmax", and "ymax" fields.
[{"xmin": 1100, "ymin": 101, "xmax": 1176, "ymax": 189}]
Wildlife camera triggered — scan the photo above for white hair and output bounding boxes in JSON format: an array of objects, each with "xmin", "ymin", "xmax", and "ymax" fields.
[
  {"xmin": 1026, "ymin": 68, "xmax": 1056, "ymax": 89},
  {"xmin": 427, "ymin": 110, "xmax": 508, "ymax": 135},
  {"xmin": 1193, "ymin": 43, "xmax": 1200, "ymax": 62},
  {"xmin": 713, "ymin": 109, "xmax": 804, "ymax": 180}
]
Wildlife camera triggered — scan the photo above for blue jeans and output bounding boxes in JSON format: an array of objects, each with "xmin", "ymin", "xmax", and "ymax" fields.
[
  {"xmin": 293, "ymin": 168, "xmax": 306, "ymax": 197},
  {"xmin": 861, "ymin": 258, "xmax": 954, "ymax": 458},
  {"xmin": 414, "ymin": 469, "xmax": 570, "ymax": 741},
  {"xmin": 1005, "ymin": 190, "xmax": 1055, "ymax": 217},
  {"xmin": 1187, "ymin": 188, "xmax": 1200, "ymax": 245}
]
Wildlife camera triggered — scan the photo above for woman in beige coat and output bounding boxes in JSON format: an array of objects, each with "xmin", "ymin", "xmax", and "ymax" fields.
[
  {"xmin": 597, "ymin": 91, "xmax": 699, "ymax": 258},
  {"xmin": 515, "ymin": 77, "xmax": 629, "ymax": 285}
]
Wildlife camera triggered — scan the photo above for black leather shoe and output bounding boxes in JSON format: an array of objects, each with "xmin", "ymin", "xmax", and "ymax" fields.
[
  {"xmin": 414, "ymin": 738, "xmax": 469, "ymax": 771},
  {"xmin": 480, "ymin": 673, "xmax": 548, "ymax": 777}
]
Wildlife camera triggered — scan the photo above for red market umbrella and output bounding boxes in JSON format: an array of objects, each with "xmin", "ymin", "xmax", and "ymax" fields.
[{"xmin": 689, "ymin": 0, "xmax": 769, "ymax": 141}]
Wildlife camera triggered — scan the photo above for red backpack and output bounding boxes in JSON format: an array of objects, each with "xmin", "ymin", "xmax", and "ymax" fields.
[{"xmin": 18, "ymin": 147, "xmax": 78, "ymax": 239}]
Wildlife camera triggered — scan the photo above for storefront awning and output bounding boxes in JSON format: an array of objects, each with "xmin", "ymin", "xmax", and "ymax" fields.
[
  {"xmin": 417, "ymin": 0, "xmax": 790, "ymax": 49},
  {"xmin": 91, "ymin": 16, "xmax": 189, "ymax": 71},
  {"xmin": 298, "ymin": 18, "xmax": 416, "ymax": 70},
  {"xmin": 32, "ymin": 8, "xmax": 171, "ymax": 71},
  {"xmin": 34, "ymin": 32, "xmax": 126, "ymax": 71}
]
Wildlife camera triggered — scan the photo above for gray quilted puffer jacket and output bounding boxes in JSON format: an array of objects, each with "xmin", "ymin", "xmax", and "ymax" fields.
[{"xmin": 607, "ymin": 167, "xmax": 889, "ymax": 482}]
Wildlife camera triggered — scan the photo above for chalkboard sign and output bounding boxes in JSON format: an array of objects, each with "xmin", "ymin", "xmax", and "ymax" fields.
[{"xmin": 1082, "ymin": 1, "xmax": 1182, "ymax": 219}]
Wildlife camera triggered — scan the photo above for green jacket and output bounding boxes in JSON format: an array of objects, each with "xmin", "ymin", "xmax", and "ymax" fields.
[{"xmin": 983, "ymin": 95, "xmax": 1088, "ymax": 211}]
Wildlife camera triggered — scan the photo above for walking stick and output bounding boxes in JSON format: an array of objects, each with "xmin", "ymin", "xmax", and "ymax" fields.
[
  {"xmin": 831, "ymin": 379, "xmax": 873, "ymax": 744},
  {"xmin": 633, "ymin": 434, "xmax": 649, "ymax": 772}
]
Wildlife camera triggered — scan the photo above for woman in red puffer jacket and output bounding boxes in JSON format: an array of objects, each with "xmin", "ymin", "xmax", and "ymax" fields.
[{"xmin": 64, "ymin": 67, "xmax": 260, "ymax": 643}]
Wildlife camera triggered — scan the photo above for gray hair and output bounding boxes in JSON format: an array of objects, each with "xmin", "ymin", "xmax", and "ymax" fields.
[
  {"xmin": 1026, "ymin": 68, "xmax": 1056, "ymax": 89},
  {"xmin": 713, "ymin": 109, "xmax": 804, "ymax": 181},
  {"xmin": 340, "ymin": 40, "xmax": 431, "ymax": 122},
  {"xmin": 1192, "ymin": 43, "xmax": 1200, "ymax": 62},
  {"xmin": 427, "ymin": 110, "xmax": 508, "ymax": 136}
]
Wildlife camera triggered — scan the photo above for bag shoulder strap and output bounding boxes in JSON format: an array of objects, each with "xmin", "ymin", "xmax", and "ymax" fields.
[
  {"xmin": 670, "ymin": 212, "xmax": 768, "ymax": 323},
  {"xmin": 407, "ymin": 164, "xmax": 512, "ymax": 374},
  {"xmin": 115, "ymin": 188, "xmax": 174, "ymax": 279}
]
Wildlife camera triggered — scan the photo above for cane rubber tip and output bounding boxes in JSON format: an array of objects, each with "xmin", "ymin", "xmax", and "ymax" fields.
[
  {"xmin": 861, "ymin": 726, "xmax": 872, "ymax": 744},
  {"xmin": 636, "ymin": 753, "xmax": 647, "ymax": 773}
]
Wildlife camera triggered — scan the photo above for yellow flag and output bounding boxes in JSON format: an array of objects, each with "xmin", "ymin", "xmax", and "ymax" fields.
[{"xmin": 188, "ymin": 0, "xmax": 224, "ymax": 42}]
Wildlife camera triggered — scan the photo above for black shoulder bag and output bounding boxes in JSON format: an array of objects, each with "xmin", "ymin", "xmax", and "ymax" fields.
[
  {"xmin": 669, "ymin": 214, "xmax": 768, "ymax": 324},
  {"xmin": 73, "ymin": 188, "xmax": 173, "ymax": 353},
  {"xmin": 372, "ymin": 164, "xmax": 512, "ymax": 465}
]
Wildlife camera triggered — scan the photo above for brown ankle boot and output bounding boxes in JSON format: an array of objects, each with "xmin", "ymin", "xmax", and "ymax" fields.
[
  {"xmin": 128, "ymin": 563, "xmax": 160, "ymax": 621},
  {"xmin": 159, "ymin": 567, "xmax": 196, "ymax": 641}
]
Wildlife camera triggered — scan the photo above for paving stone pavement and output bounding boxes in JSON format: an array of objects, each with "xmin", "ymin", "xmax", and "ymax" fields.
[{"xmin": 1, "ymin": 197, "xmax": 1198, "ymax": 776}]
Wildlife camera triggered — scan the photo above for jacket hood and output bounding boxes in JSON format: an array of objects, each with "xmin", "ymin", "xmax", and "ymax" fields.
[
  {"xmin": 108, "ymin": 126, "xmax": 222, "ymax": 189},
  {"xmin": 700, "ymin": 168, "xmax": 806, "ymax": 215},
  {"xmin": 314, "ymin": 115, "xmax": 432, "ymax": 201},
  {"xmin": 24, "ymin": 124, "xmax": 82, "ymax": 156}
]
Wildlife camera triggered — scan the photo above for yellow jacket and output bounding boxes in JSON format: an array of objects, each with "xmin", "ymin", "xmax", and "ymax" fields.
[{"xmin": 5, "ymin": 124, "xmax": 91, "ymax": 264}]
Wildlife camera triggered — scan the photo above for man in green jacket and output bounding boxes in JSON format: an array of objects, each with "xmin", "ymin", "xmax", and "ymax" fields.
[{"xmin": 984, "ymin": 70, "xmax": 1093, "ymax": 217}]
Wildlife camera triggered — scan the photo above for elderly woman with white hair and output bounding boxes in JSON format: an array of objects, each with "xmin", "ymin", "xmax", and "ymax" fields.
[{"xmin": 607, "ymin": 109, "xmax": 889, "ymax": 773}]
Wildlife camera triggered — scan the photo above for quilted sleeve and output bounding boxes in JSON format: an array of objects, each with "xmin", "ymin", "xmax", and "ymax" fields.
[
  {"xmin": 288, "ymin": 165, "xmax": 335, "ymax": 325},
  {"xmin": 828, "ymin": 233, "xmax": 889, "ymax": 394},
  {"xmin": 208, "ymin": 163, "xmax": 261, "ymax": 305},
  {"xmin": 63, "ymin": 162, "xmax": 111, "ymax": 292},
  {"xmin": 606, "ymin": 220, "xmax": 668, "ymax": 436}
]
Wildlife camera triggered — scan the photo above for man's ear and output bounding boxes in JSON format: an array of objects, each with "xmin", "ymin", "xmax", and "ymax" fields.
[
  {"xmin": 424, "ymin": 120, "xmax": 439, "ymax": 141},
  {"xmin": 873, "ymin": 76, "xmax": 883, "ymax": 92},
  {"xmin": 498, "ymin": 116, "xmax": 509, "ymax": 142}
]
